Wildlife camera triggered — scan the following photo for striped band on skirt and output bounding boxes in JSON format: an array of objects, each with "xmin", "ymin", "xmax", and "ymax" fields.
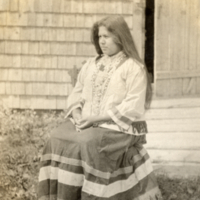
[{"xmin": 38, "ymin": 120, "xmax": 162, "ymax": 200}]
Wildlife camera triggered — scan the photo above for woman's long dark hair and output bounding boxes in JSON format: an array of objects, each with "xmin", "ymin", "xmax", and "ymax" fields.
[{"xmin": 91, "ymin": 15, "xmax": 152, "ymax": 108}]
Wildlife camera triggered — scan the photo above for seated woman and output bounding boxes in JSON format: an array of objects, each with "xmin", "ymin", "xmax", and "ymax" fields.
[{"xmin": 38, "ymin": 15, "xmax": 162, "ymax": 200}]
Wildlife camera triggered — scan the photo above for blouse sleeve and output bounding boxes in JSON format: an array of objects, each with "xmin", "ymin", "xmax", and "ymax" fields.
[
  {"xmin": 107, "ymin": 61, "xmax": 147, "ymax": 130},
  {"xmin": 65, "ymin": 59, "xmax": 90, "ymax": 118}
]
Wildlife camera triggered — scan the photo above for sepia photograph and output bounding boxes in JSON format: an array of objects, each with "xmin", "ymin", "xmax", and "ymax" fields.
[{"xmin": 0, "ymin": 0, "xmax": 200, "ymax": 199}]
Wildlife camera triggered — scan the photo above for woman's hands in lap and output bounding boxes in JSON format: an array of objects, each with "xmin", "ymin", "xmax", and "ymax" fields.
[
  {"xmin": 71, "ymin": 109, "xmax": 96, "ymax": 130},
  {"xmin": 77, "ymin": 114, "xmax": 112, "ymax": 130},
  {"xmin": 77, "ymin": 116, "xmax": 98, "ymax": 129},
  {"xmin": 72, "ymin": 109, "xmax": 112, "ymax": 130}
]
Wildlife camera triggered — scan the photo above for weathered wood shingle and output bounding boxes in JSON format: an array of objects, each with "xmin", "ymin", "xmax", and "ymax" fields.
[{"xmin": 0, "ymin": 0, "xmax": 139, "ymax": 109}]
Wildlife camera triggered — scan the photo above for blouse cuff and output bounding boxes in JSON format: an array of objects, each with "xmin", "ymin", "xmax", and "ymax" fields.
[
  {"xmin": 65, "ymin": 101, "xmax": 83, "ymax": 119},
  {"xmin": 107, "ymin": 107, "xmax": 133, "ymax": 131}
]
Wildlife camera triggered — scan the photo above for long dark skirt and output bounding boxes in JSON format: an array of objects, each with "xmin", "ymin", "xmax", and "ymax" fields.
[{"xmin": 38, "ymin": 120, "xmax": 162, "ymax": 200}]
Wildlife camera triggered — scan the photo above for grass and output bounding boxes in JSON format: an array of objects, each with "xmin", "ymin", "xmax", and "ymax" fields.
[
  {"xmin": 0, "ymin": 107, "xmax": 65, "ymax": 199},
  {"xmin": 0, "ymin": 107, "xmax": 200, "ymax": 200},
  {"xmin": 157, "ymin": 174, "xmax": 200, "ymax": 200}
]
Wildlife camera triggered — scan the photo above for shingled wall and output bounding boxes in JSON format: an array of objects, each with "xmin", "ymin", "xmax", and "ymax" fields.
[{"xmin": 0, "ymin": 0, "xmax": 145, "ymax": 109}]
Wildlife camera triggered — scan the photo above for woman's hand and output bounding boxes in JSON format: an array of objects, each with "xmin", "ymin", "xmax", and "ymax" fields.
[
  {"xmin": 76, "ymin": 117, "xmax": 96, "ymax": 129},
  {"xmin": 71, "ymin": 108, "xmax": 82, "ymax": 125},
  {"xmin": 77, "ymin": 114, "xmax": 112, "ymax": 130}
]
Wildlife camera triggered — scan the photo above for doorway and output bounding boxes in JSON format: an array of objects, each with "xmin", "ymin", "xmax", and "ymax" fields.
[{"xmin": 145, "ymin": 0, "xmax": 154, "ymax": 83}]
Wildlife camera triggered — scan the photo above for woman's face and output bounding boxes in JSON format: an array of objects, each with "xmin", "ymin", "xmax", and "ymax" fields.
[{"xmin": 98, "ymin": 26, "xmax": 121, "ymax": 56}]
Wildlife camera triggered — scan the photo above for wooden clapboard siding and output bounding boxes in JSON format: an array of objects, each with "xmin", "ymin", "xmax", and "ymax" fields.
[
  {"xmin": 0, "ymin": 0, "xmax": 145, "ymax": 109},
  {"xmin": 147, "ymin": 118, "xmax": 200, "ymax": 132},
  {"xmin": 146, "ymin": 132, "xmax": 200, "ymax": 150},
  {"xmin": 145, "ymin": 97, "xmax": 200, "ymax": 165},
  {"xmin": 155, "ymin": 0, "xmax": 200, "ymax": 97},
  {"xmin": 148, "ymin": 149, "xmax": 200, "ymax": 164}
]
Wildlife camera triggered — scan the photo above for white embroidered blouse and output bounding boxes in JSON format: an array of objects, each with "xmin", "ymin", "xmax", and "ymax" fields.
[{"xmin": 65, "ymin": 51, "xmax": 147, "ymax": 135}]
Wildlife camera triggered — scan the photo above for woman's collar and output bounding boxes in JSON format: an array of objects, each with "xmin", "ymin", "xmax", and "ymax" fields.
[{"xmin": 103, "ymin": 51, "xmax": 126, "ymax": 60}]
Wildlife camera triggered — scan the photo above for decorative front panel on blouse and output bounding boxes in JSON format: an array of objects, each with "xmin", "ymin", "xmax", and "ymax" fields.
[{"xmin": 91, "ymin": 51, "xmax": 126, "ymax": 115}]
